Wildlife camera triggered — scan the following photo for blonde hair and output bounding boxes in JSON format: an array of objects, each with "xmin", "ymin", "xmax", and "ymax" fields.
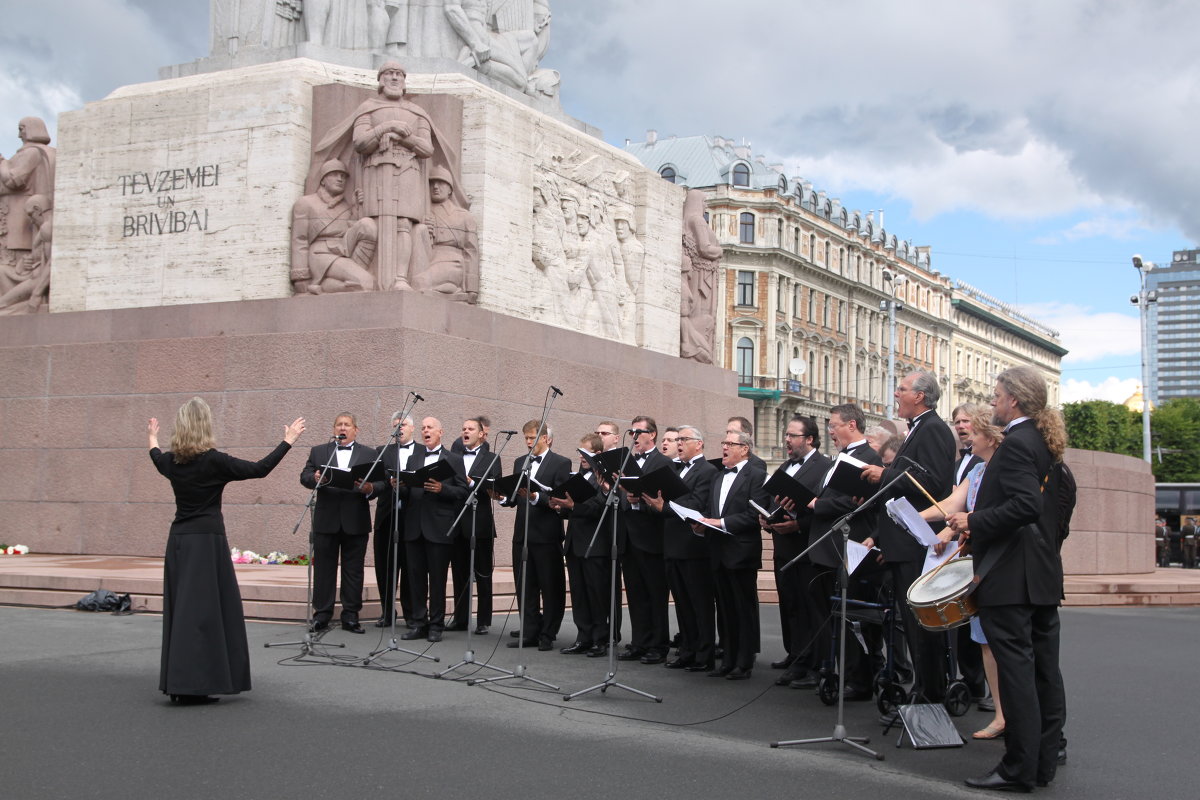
[
  {"xmin": 969, "ymin": 408, "xmax": 1004, "ymax": 450},
  {"xmin": 169, "ymin": 397, "xmax": 215, "ymax": 464},
  {"xmin": 995, "ymin": 366, "xmax": 1067, "ymax": 460}
]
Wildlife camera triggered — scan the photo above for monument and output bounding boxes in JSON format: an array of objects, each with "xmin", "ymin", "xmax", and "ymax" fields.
[{"xmin": 0, "ymin": 0, "xmax": 742, "ymax": 559}]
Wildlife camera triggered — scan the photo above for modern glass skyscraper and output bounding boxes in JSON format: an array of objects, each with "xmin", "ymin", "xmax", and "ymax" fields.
[{"xmin": 1147, "ymin": 248, "xmax": 1200, "ymax": 402}]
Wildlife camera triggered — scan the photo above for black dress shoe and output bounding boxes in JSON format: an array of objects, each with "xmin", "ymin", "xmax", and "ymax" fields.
[
  {"xmin": 474, "ymin": 625, "xmax": 489, "ymax": 635},
  {"xmin": 788, "ymin": 675, "xmax": 818, "ymax": 689},
  {"xmin": 509, "ymin": 630, "xmax": 520, "ymax": 638},
  {"xmin": 707, "ymin": 666, "xmax": 733, "ymax": 678},
  {"xmin": 374, "ymin": 617, "xmax": 389, "ymax": 628},
  {"xmin": 507, "ymin": 638, "xmax": 537, "ymax": 648},
  {"xmin": 341, "ymin": 620, "xmax": 366, "ymax": 634},
  {"xmin": 169, "ymin": 694, "xmax": 220, "ymax": 706},
  {"xmin": 726, "ymin": 667, "xmax": 752, "ymax": 680},
  {"xmin": 537, "ymin": 636, "xmax": 554, "ymax": 651},
  {"xmin": 842, "ymin": 685, "xmax": 872, "ymax": 701},
  {"xmin": 586, "ymin": 645, "xmax": 608, "ymax": 658},
  {"xmin": 560, "ymin": 641, "xmax": 592, "ymax": 655},
  {"xmin": 444, "ymin": 621, "xmax": 468, "ymax": 632},
  {"xmin": 426, "ymin": 630, "xmax": 443, "ymax": 643},
  {"xmin": 312, "ymin": 619, "xmax": 331, "ymax": 632},
  {"xmin": 770, "ymin": 656, "xmax": 795, "ymax": 670},
  {"xmin": 400, "ymin": 628, "xmax": 428, "ymax": 640},
  {"xmin": 664, "ymin": 657, "xmax": 689, "ymax": 669},
  {"xmin": 617, "ymin": 647, "xmax": 647, "ymax": 661},
  {"xmin": 964, "ymin": 770, "xmax": 1032, "ymax": 793},
  {"xmin": 684, "ymin": 661, "xmax": 714, "ymax": 672},
  {"xmin": 639, "ymin": 652, "xmax": 667, "ymax": 665}
]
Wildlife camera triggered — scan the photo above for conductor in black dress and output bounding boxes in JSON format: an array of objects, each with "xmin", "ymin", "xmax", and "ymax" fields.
[
  {"xmin": 300, "ymin": 412, "xmax": 382, "ymax": 634},
  {"xmin": 148, "ymin": 398, "xmax": 306, "ymax": 704},
  {"xmin": 949, "ymin": 366, "xmax": 1068, "ymax": 793}
]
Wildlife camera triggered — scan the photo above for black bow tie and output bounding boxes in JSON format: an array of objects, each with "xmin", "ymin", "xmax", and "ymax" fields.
[
  {"xmin": 426, "ymin": 449, "xmax": 442, "ymax": 457},
  {"xmin": 724, "ymin": 466, "xmax": 738, "ymax": 474},
  {"xmin": 530, "ymin": 455, "xmax": 542, "ymax": 463},
  {"xmin": 464, "ymin": 448, "xmax": 479, "ymax": 456},
  {"xmin": 788, "ymin": 456, "xmax": 804, "ymax": 465},
  {"xmin": 635, "ymin": 453, "xmax": 648, "ymax": 460},
  {"xmin": 337, "ymin": 444, "xmax": 353, "ymax": 451},
  {"xmin": 960, "ymin": 447, "xmax": 972, "ymax": 457}
]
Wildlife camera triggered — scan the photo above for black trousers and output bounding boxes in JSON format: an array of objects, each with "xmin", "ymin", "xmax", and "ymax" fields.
[
  {"xmin": 511, "ymin": 541, "xmax": 565, "ymax": 640},
  {"xmin": 665, "ymin": 557, "xmax": 715, "ymax": 667},
  {"xmin": 449, "ymin": 530, "xmax": 494, "ymax": 626},
  {"xmin": 621, "ymin": 544, "xmax": 670, "ymax": 654},
  {"xmin": 979, "ymin": 604, "xmax": 1067, "ymax": 786},
  {"xmin": 774, "ymin": 551, "xmax": 820, "ymax": 668},
  {"xmin": 373, "ymin": 511, "xmax": 411, "ymax": 625},
  {"xmin": 890, "ymin": 560, "xmax": 947, "ymax": 701},
  {"xmin": 312, "ymin": 530, "xmax": 367, "ymax": 624},
  {"xmin": 566, "ymin": 552, "xmax": 616, "ymax": 645},
  {"xmin": 405, "ymin": 538, "xmax": 453, "ymax": 632},
  {"xmin": 714, "ymin": 565, "xmax": 759, "ymax": 671}
]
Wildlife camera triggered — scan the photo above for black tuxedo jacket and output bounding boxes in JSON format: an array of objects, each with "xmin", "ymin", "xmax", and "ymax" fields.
[
  {"xmin": 459, "ymin": 442, "xmax": 502, "ymax": 539},
  {"xmin": 506, "ymin": 450, "xmax": 571, "ymax": 545},
  {"xmin": 704, "ymin": 460, "xmax": 769, "ymax": 571},
  {"xmin": 769, "ymin": 451, "xmax": 832, "ymax": 563},
  {"xmin": 374, "ymin": 439, "xmax": 418, "ymax": 525},
  {"xmin": 563, "ymin": 470, "xmax": 616, "ymax": 557},
  {"xmin": 873, "ymin": 412, "xmax": 956, "ymax": 563},
  {"xmin": 300, "ymin": 441, "xmax": 380, "ymax": 535},
  {"xmin": 399, "ymin": 445, "xmax": 468, "ymax": 543},
  {"xmin": 809, "ymin": 442, "xmax": 882, "ymax": 569},
  {"xmin": 663, "ymin": 457, "xmax": 718, "ymax": 560},
  {"xmin": 969, "ymin": 419, "xmax": 1062, "ymax": 607},
  {"xmin": 624, "ymin": 448, "xmax": 673, "ymax": 554}
]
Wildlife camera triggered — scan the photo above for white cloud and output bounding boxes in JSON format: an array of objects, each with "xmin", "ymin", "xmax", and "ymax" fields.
[
  {"xmin": 1060, "ymin": 377, "xmax": 1141, "ymax": 405},
  {"xmin": 1032, "ymin": 214, "xmax": 1153, "ymax": 246},
  {"xmin": 1018, "ymin": 302, "xmax": 1140, "ymax": 363}
]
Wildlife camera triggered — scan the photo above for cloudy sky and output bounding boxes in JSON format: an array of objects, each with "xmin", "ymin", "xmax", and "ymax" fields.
[{"xmin": 3, "ymin": 0, "xmax": 1194, "ymax": 404}]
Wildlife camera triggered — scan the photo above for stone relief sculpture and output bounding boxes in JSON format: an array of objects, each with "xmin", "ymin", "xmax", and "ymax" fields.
[
  {"xmin": 444, "ymin": 0, "xmax": 558, "ymax": 97},
  {"xmin": 679, "ymin": 189, "xmax": 723, "ymax": 364},
  {"xmin": 570, "ymin": 206, "xmax": 623, "ymax": 338},
  {"xmin": 413, "ymin": 165, "xmax": 478, "ymax": 302},
  {"xmin": 303, "ymin": 0, "xmax": 371, "ymax": 48},
  {"xmin": 0, "ymin": 117, "xmax": 55, "ymax": 315},
  {"xmin": 290, "ymin": 159, "xmax": 377, "ymax": 294},
  {"xmin": 0, "ymin": 194, "xmax": 51, "ymax": 314},
  {"xmin": 308, "ymin": 61, "xmax": 466, "ymax": 297}
]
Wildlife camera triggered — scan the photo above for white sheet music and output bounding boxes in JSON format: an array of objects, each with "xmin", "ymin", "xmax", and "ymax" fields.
[
  {"xmin": 844, "ymin": 540, "xmax": 879, "ymax": 575},
  {"xmin": 668, "ymin": 500, "xmax": 728, "ymax": 534},
  {"xmin": 885, "ymin": 496, "xmax": 942, "ymax": 547},
  {"xmin": 922, "ymin": 542, "xmax": 957, "ymax": 573}
]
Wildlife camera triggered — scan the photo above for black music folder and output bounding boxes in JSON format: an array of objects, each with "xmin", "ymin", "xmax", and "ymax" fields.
[
  {"xmin": 393, "ymin": 459, "xmax": 457, "ymax": 488},
  {"xmin": 764, "ymin": 469, "xmax": 819, "ymax": 508},
  {"xmin": 619, "ymin": 464, "xmax": 689, "ymax": 501},
  {"xmin": 322, "ymin": 460, "xmax": 387, "ymax": 490}
]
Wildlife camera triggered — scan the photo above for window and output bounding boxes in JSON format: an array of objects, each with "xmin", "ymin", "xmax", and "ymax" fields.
[
  {"xmin": 659, "ymin": 166, "xmax": 676, "ymax": 183},
  {"xmin": 736, "ymin": 270, "xmax": 755, "ymax": 306},
  {"xmin": 732, "ymin": 163, "xmax": 751, "ymax": 187},
  {"xmin": 794, "ymin": 227, "xmax": 801, "ymax": 253},
  {"xmin": 739, "ymin": 212, "xmax": 755, "ymax": 244},
  {"xmin": 736, "ymin": 337, "xmax": 754, "ymax": 384},
  {"xmin": 823, "ymin": 294, "xmax": 830, "ymax": 328},
  {"xmin": 808, "ymin": 290, "xmax": 815, "ymax": 321}
]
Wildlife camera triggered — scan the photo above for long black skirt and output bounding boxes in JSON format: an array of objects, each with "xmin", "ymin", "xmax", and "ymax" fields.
[{"xmin": 160, "ymin": 531, "xmax": 251, "ymax": 696}]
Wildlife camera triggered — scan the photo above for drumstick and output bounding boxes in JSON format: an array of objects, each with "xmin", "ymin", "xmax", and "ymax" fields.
[
  {"xmin": 923, "ymin": 541, "xmax": 968, "ymax": 582},
  {"xmin": 906, "ymin": 472, "xmax": 948, "ymax": 517}
]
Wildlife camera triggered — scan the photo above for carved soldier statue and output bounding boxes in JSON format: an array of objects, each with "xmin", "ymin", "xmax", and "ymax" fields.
[
  {"xmin": 290, "ymin": 159, "xmax": 377, "ymax": 295},
  {"xmin": 0, "ymin": 117, "xmax": 55, "ymax": 266},
  {"xmin": 0, "ymin": 194, "xmax": 51, "ymax": 315},
  {"xmin": 414, "ymin": 165, "xmax": 479, "ymax": 303}
]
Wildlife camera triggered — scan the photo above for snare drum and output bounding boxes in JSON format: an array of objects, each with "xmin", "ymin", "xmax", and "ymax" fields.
[{"xmin": 906, "ymin": 557, "xmax": 976, "ymax": 631}]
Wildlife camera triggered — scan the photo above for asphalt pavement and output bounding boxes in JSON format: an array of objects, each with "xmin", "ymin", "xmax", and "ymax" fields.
[{"xmin": 1, "ymin": 603, "xmax": 1193, "ymax": 799}]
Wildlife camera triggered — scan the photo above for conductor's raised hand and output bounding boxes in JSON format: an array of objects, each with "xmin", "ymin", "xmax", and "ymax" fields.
[
  {"xmin": 147, "ymin": 417, "xmax": 160, "ymax": 449},
  {"xmin": 284, "ymin": 417, "xmax": 306, "ymax": 444}
]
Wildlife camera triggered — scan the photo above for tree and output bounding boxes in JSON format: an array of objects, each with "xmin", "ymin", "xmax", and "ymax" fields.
[
  {"xmin": 1062, "ymin": 400, "xmax": 1140, "ymax": 457},
  {"xmin": 1151, "ymin": 398, "xmax": 1200, "ymax": 482}
]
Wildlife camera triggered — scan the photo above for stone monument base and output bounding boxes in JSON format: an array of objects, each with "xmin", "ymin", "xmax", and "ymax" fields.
[{"xmin": 0, "ymin": 292, "xmax": 746, "ymax": 562}]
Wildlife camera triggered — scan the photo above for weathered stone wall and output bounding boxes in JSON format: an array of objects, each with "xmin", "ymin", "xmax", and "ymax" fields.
[{"xmin": 1061, "ymin": 448, "xmax": 1155, "ymax": 575}]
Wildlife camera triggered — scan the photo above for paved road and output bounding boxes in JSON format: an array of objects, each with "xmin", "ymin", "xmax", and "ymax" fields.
[{"xmin": 2, "ymin": 604, "xmax": 1192, "ymax": 799}]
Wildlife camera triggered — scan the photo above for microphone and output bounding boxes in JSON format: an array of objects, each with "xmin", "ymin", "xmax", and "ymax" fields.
[
  {"xmin": 499, "ymin": 430, "xmax": 518, "ymax": 436},
  {"xmin": 898, "ymin": 455, "xmax": 929, "ymax": 475},
  {"xmin": 412, "ymin": 393, "xmax": 425, "ymax": 402},
  {"xmin": 331, "ymin": 433, "xmax": 346, "ymax": 441},
  {"xmin": 550, "ymin": 385, "xmax": 563, "ymax": 396},
  {"xmin": 628, "ymin": 428, "xmax": 652, "ymax": 436}
]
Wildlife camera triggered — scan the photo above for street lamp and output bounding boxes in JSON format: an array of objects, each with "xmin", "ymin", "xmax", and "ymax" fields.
[
  {"xmin": 1131, "ymin": 255, "xmax": 1157, "ymax": 463},
  {"xmin": 880, "ymin": 268, "xmax": 905, "ymax": 420}
]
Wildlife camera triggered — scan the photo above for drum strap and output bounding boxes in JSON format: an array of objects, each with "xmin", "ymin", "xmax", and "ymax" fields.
[{"xmin": 971, "ymin": 470, "xmax": 1051, "ymax": 589}]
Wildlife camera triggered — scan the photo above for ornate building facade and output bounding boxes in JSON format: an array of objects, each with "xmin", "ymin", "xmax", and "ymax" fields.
[{"xmin": 626, "ymin": 133, "xmax": 1064, "ymax": 462}]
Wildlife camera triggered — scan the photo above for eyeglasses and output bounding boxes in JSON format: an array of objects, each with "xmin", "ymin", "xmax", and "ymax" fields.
[
  {"xmin": 676, "ymin": 436, "xmax": 700, "ymax": 443},
  {"xmin": 595, "ymin": 430, "xmax": 618, "ymax": 437},
  {"xmin": 783, "ymin": 432, "xmax": 810, "ymax": 439},
  {"xmin": 720, "ymin": 441, "xmax": 749, "ymax": 448}
]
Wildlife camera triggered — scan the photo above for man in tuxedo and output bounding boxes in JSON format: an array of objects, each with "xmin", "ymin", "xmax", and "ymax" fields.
[
  {"xmin": 694, "ymin": 429, "xmax": 768, "ymax": 679},
  {"xmin": 658, "ymin": 427, "xmax": 680, "ymax": 457},
  {"xmin": 300, "ymin": 413, "xmax": 382, "ymax": 633},
  {"xmin": 446, "ymin": 416, "xmax": 500, "ymax": 634},
  {"xmin": 805, "ymin": 403, "xmax": 884, "ymax": 697},
  {"xmin": 725, "ymin": 416, "xmax": 767, "ymax": 471},
  {"xmin": 950, "ymin": 402, "xmax": 988, "ymax": 704},
  {"xmin": 950, "ymin": 366, "xmax": 1067, "ymax": 792},
  {"xmin": 952, "ymin": 403, "xmax": 984, "ymax": 486},
  {"xmin": 861, "ymin": 371, "xmax": 956, "ymax": 702},
  {"xmin": 620, "ymin": 415, "xmax": 674, "ymax": 664},
  {"xmin": 398, "ymin": 417, "xmax": 468, "ymax": 643},
  {"xmin": 761, "ymin": 414, "xmax": 831, "ymax": 687},
  {"xmin": 502, "ymin": 420, "xmax": 571, "ymax": 650},
  {"xmin": 645, "ymin": 425, "xmax": 718, "ymax": 670},
  {"xmin": 373, "ymin": 412, "xmax": 416, "ymax": 628}
]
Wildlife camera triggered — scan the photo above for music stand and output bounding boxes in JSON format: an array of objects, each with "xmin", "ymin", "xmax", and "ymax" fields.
[{"xmin": 769, "ymin": 466, "xmax": 919, "ymax": 760}]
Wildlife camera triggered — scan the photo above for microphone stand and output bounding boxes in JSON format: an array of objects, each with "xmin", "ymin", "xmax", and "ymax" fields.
[
  {"xmin": 266, "ymin": 435, "xmax": 348, "ymax": 657},
  {"xmin": 363, "ymin": 392, "xmax": 439, "ymax": 666},
  {"xmin": 769, "ymin": 465, "xmax": 918, "ymax": 760},
  {"xmin": 470, "ymin": 386, "xmax": 561, "ymax": 690},
  {"xmin": 438, "ymin": 431, "xmax": 516, "ymax": 679},
  {"xmin": 565, "ymin": 432, "xmax": 662, "ymax": 703}
]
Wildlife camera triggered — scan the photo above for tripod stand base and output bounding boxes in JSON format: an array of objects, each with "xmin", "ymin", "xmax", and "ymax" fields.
[
  {"xmin": 771, "ymin": 724, "xmax": 884, "ymax": 760},
  {"xmin": 564, "ymin": 673, "xmax": 663, "ymax": 703},
  {"xmin": 362, "ymin": 637, "xmax": 440, "ymax": 665},
  {"xmin": 264, "ymin": 626, "xmax": 347, "ymax": 655},
  {"xmin": 437, "ymin": 649, "xmax": 514, "ymax": 680},
  {"xmin": 468, "ymin": 662, "xmax": 559, "ymax": 690}
]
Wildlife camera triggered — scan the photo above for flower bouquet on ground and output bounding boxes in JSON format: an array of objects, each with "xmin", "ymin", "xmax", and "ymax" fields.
[
  {"xmin": 230, "ymin": 547, "xmax": 308, "ymax": 566},
  {"xmin": 0, "ymin": 544, "xmax": 30, "ymax": 555}
]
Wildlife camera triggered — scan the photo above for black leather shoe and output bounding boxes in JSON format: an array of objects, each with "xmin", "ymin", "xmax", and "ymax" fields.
[
  {"xmin": 684, "ymin": 661, "xmax": 714, "ymax": 672},
  {"xmin": 586, "ymin": 645, "xmax": 608, "ymax": 658},
  {"xmin": 444, "ymin": 621, "xmax": 468, "ymax": 632},
  {"xmin": 664, "ymin": 657, "xmax": 689, "ymax": 669},
  {"xmin": 639, "ymin": 652, "xmax": 667, "ymax": 665},
  {"xmin": 560, "ymin": 641, "xmax": 592, "ymax": 655},
  {"xmin": 312, "ymin": 619, "xmax": 331, "ymax": 632},
  {"xmin": 400, "ymin": 628, "xmax": 428, "ymax": 640},
  {"xmin": 1057, "ymin": 747, "xmax": 1067, "ymax": 765},
  {"xmin": 169, "ymin": 694, "xmax": 220, "ymax": 706},
  {"xmin": 617, "ymin": 647, "xmax": 647, "ymax": 661},
  {"xmin": 726, "ymin": 667, "xmax": 752, "ymax": 680},
  {"xmin": 507, "ymin": 638, "xmax": 537, "ymax": 648},
  {"xmin": 788, "ymin": 675, "xmax": 818, "ymax": 689},
  {"xmin": 842, "ymin": 685, "xmax": 872, "ymax": 701},
  {"xmin": 474, "ymin": 625, "xmax": 489, "ymax": 635},
  {"xmin": 538, "ymin": 636, "xmax": 554, "ymax": 651},
  {"xmin": 426, "ymin": 630, "xmax": 443, "ymax": 643},
  {"xmin": 707, "ymin": 666, "xmax": 733, "ymax": 678},
  {"xmin": 775, "ymin": 668, "xmax": 804, "ymax": 686},
  {"xmin": 341, "ymin": 620, "xmax": 366, "ymax": 634},
  {"xmin": 374, "ymin": 617, "xmax": 389, "ymax": 628},
  {"xmin": 509, "ymin": 630, "xmax": 520, "ymax": 638},
  {"xmin": 770, "ymin": 656, "xmax": 795, "ymax": 670},
  {"xmin": 964, "ymin": 770, "xmax": 1032, "ymax": 793}
]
